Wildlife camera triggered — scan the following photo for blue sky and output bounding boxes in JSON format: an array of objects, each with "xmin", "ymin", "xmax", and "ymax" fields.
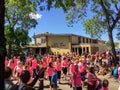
[{"xmin": 29, "ymin": 8, "xmax": 118, "ymax": 43}]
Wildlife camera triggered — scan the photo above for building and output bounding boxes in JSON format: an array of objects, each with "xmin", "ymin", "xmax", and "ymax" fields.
[{"xmin": 27, "ymin": 32, "xmax": 107, "ymax": 55}]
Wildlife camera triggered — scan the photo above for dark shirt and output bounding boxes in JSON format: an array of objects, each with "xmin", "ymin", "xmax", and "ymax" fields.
[{"xmin": 4, "ymin": 79, "xmax": 14, "ymax": 90}]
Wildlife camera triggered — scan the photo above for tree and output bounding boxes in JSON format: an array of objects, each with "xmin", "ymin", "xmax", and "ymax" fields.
[
  {"xmin": 106, "ymin": 41, "xmax": 119, "ymax": 48},
  {"xmin": 14, "ymin": 29, "xmax": 31, "ymax": 50},
  {"xmin": 0, "ymin": 0, "xmax": 6, "ymax": 89},
  {"xmin": 5, "ymin": 26, "xmax": 31, "ymax": 52},
  {"xmin": 117, "ymin": 32, "xmax": 120, "ymax": 40},
  {"xmin": 37, "ymin": 0, "xmax": 120, "ymax": 64},
  {"xmin": 5, "ymin": 0, "xmax": 37, "ymax": 56}
]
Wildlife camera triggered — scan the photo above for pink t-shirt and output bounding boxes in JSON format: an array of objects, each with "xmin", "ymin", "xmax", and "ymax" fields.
[
  {"xmin": 46, "ymin": 57, "xmax": 50, "ymax": 65},
  {"xmin": 72, "ymin": 71, "xmax": 82, "ymax": 87},
  {"xmin": 118, "ymin": 67, "xmax": 120, "ymax": 80},
  {"xmin": 32, "ymin": 59, "xmax": 37, "ymax": 69},
  {"xmin": 56, "ymin": 62, "xmax": 61, "ymax": 71},
  {"xmin": 14, "ymin": 58, "xmax": 20, "ymax": 66},
  {"xmin": 61, "ymin": 59, "xmax": 68, "ymax": 68},
  {"xmin": 70, "ymin": 63, "xmax": 74, "ymax": 74},
  {"xmin": 101, "ymin": 87, "xmax": 108, "ymax": 90},
  {"xmin": 46, "ymin": 66, "xmax": 54, "ymax": 76},
  {"xmin": 88, "ymin": 73, "xmax": 97, "ymax": 86},
  {"xmin": 78, "ymin": 62, "xmax": 84, "ymax": 72},
  {"xmin": 28, "ymin": 57, "xmax": 33, "ymax": 62},
  {"xmin": 43, "ymin": 61, "xmax": 47, "ymax": 68},
  {"xmin": 5, "ymin": 59, "xmax": 8, "ymax": 66},
  {"xmin": 10, "ymin": 63, "xmax": 15, "ymax": 69},
  {"xmin": 65, "ymin": 59, "xmax": 69, "ymax": 67}
]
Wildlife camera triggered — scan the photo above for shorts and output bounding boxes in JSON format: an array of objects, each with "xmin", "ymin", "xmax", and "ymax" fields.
[
  {"xmin": 57, "ymin": 71, "xmax": 61, "ymax": 79},
  {"xmin": 49, "ymin": 76, "xmax": 52, "ymax": 81},
  {"xmin": 62, "ymin": 67, "xmax": 67, "ymax": 75}
]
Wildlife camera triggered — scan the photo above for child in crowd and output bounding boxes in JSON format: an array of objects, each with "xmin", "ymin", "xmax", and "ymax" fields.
[
  {"xmin": 51, "ymin": 69, "xmax": 57, "ymax": 90},
  {"xmin": 72, "ymin": 64, "xmax": 82, "ymax": 90},
  {"xmin": 61, "ymin": 57, "xmax": 68, "ymax": 80},
  {"xmin": 13, "ymin": 61, "xmax": 23, "ymax": 81},
  {"xmin": 55, "ymin": 57, "xmax": 61, "ymax": 84},
  {"xmin": 113, "ymin": 64, "xmax": 118, "ymax": 79},
  {"xmin": 101, "ymin": 79, "xmax": 109, "ymax": 90},
  {"xmin": 46, "ymin": 62, "xmax": 54, "ymax": 89}
]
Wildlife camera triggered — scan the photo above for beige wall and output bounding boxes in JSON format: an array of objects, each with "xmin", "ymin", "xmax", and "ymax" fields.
[
  {"xmin": 33, "ymin": 34, "xmax": 107, "ymax": 54},
  {"xmin": 71, "ymin": 36, "xmax": 79, "ymax": 44},
  {"xmin": 50, "ymin": 48, "xmax": 70, "ymax": 54},
  {"xmin": 47, "ymin": 36, "xmax": 71, "ymax": 54}
]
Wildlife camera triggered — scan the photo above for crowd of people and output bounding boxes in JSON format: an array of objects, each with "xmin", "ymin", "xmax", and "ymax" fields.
[{"xmin": 4, "ymin": 50, "xmax": 120, "ymax": 90}]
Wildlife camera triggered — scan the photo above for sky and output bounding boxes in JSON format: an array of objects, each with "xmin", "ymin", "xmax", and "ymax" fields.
[{"xmin": 29, "ymin": 8, "xmax": 119, "ymax": 43}]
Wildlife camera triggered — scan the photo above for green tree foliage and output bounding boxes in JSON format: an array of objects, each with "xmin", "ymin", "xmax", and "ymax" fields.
[
  {"xmin": 37, "ymin": 0, "xmax": 120, "ymax": 64},
  {"xmin": 5, "ymin": 27, "xmax": 31, "ymax": 51},
  {"xmin": 106, "ymin": 41, "xmax": 119, "ymax": 48},
  {"xmin": 5, "ymin": 0, "xmax": 37, "ymax": 55}
]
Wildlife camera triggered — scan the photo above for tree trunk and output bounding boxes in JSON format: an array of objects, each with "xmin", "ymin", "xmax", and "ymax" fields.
[
  {"xmin": 108, "ymin": 28, "xmax": 117, "ymax": 65},
  {"xmin": 0, "ymin": 0, "xmax": 6, "ymax": 90}
]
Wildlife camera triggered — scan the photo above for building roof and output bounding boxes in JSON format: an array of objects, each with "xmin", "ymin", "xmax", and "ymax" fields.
[
  {"xmin": 33, "ymin": 32, "xmax": 106, "ymax": 42},
  {"xmin": 33, "ymin": 32, "xmax": 73, "ymax": 38}
]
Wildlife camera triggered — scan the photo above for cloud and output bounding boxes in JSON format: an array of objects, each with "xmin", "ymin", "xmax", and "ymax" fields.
[{"xmin": 29, "ymin": 12, "xmax": 42, "ymax": 19}]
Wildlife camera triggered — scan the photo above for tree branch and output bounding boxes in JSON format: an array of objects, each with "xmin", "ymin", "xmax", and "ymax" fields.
[
  {"xmin": 115, "ymin": 4, "xmax": 119, "ymax": 11},
  {"xmin": 12, "ymin": 14, "xmax": 19, "ymax": 28},
  {"xmin": 111, "ymin": 9, "xmax": 120, "ymax": 30},
  {"xmin": 111, "ymin": 15, "xmax": 115, "ymax": 22},
  {"xmin": 99, "ymin": 0, "xmax": 110, "ymax": 29},
  {"xmin": 5, "ymin": 9, "xmax": 12, "ymax": 27}
]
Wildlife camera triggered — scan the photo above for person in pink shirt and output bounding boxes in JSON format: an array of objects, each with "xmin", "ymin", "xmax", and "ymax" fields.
[
  {"xmin": 31, "ymin": 56, "xmax": 37, "ymax": 78},
  {"xmin": 13, "ymin": 61, "xmax": 23, "ymax": 81},
  {"xmin": 78, "ymin": 61, "xmax": 83, "ymax": 73},
  {"xmin": 101, "ymin": 79, "xmax": 109, "ymax": 90},
  {"xmin": 5, "ymin": 57, "xmax": 9, "ymax": 66},
  {"xmin": 46, "ymin": 62, "xmax": 54, "ymax": 88},
  {"xmin": 13, "ymin": 56, "xmax": 20, "ymax": 66},
  {"xmin": 72, "ymin": 64, "xmax": 82, "ymax": 90},
  {"xmin": 41, "ymin": 58, "xmax": 48, "ymax": 80},
  {"xmin": 61, "ymin": 57, "xmax": 68, "ymax": 80},
  {"xmin": 32, "ymin": 58, "xmax": 37, "ymax": 70},
  {"xmin": 87, "ymin": 67, "xmax": 98, "ymax": 90},
  {"xmin": 70, "ymin": 62, "xmax": 75, "ymax": 75},
  {"xmin": 118, "ymin": 66, "xmax": 120, "ymax": 82},
  {"xmin": 46, "ymin": 56, "xmax": 51, "ymax": 65},
  {"xmin": 8, "ymin": 58, "xmax": 15, "ymax": 69},
  {"xmin": 56, "ymin": 58, "xmax": 61, "ymax": 84},
  {"xmin": 69, "ymin": 62, "xmax": 75, "ymax": 87},
  {"xmin": 42, "ymin": 58, "xmax": 47, "ymax": 68}
]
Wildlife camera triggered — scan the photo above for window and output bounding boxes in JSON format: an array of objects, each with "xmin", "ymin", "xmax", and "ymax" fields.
[
  {"xmin": 83, "ymin": 38, "xmax": 85, "ymax": 43},
  {"xmin": 93, "ymin": 39, "xmax": 98, "ymax": 43},
  {"xmin": 36, "ymin": 38, "xmax": 41, "ymax": 44},
  {"xmin": 41, "ymin": 37, "xmax": 46, "ymax": 43},
  {"xmin": 86, "ymin": 38, "xmax": 88, "ymax": 43},
  {"xmin": 79, "ymin": 37, "xmax": 81, "ymax": 43}
]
